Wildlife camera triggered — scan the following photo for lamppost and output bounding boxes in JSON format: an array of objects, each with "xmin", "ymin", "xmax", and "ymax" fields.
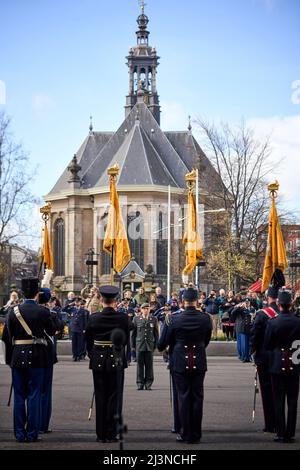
[
  {"xmin": 154, "ymin": 208, "xmax": 226, "ymax": 293},
  {"xmin": 85, "ymin": 248, "xmax": 99, "ymax": 286}
]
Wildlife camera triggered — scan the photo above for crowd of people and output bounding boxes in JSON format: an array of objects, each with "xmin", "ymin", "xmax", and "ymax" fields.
[
  {"xmin": 2, "ymin": 279, "xmax": 300, "ymax": 445},
  {"xmin": 2, "ymin": 284, "xmax": 300, "ymax": 367}
]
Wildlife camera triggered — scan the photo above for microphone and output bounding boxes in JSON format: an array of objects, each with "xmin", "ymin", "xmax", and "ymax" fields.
[{"xmin": 111, "ymin": 328, "xmax": 126, "ymax": 351}]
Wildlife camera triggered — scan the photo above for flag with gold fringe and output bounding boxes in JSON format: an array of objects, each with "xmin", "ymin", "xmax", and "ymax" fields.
[
  {"xmin": 41, "ymin": 220, "xmax": 54, "ymax": 272},
  {"xmin": 182, "ymin": 170, "xmax": 203, "ymax": 281},
  {"xmin": 261, "ymin": 183, "xmax": 287, "ymax": 292},
  {"xmin": 103, "ymin": 165, "xmax": 131, "ymax": 273}
]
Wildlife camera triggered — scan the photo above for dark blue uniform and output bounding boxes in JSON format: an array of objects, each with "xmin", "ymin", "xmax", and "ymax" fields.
[
  {"xmin": 158, "ymin": 306, "xmax": 212, "ymax": 443},
  {"xmin": 158, "ymin": 308, "xmax": 183, "ymax": 434},
  {"xmin": 265, "ymin": 310, "xmax": 300, "ymax": 441},
  {"xmin": 85, "ymin": 306, "xmax": 131, "ymax": 442},
  {"xmin": 64, "ymin": 305, "xmax": 89, "ymax": 361},
  {"xmin": 2, "ymin": 300, "xmax": 56, "ymax": 442},
  {"xmin": 250, "ymin": 302, "xmax": 279, "ymax": 432}
]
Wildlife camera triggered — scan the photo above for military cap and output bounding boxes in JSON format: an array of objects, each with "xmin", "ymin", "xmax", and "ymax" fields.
[
  {"xmin": 21, "ymin": 278, "xmax": 39, "ymax": 299},
  {"xmin": 39, "ymin": 287, "xmax": 51, "ymax": 304},
  {"xmin": 99, "ymin": 285, "xmax": 119, "ymax": 299},
  {"xmin": 141, "ymin": 303, "xmax": 150, "ymax": 308},
  {"xmin": 278, "ymin": 289, "xmax": 292, "ymax": 305},
  {"xmin": 267, "ymin": 285, "xmax": 279, "ymax": 299},
  {"xmin": 182, "ymin": 287, "xmax": 198, "ymax": 301}
]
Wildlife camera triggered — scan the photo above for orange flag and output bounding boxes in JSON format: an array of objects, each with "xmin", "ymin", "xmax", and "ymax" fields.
[
  {"xmin": 182, "ymin": 173, "xmax": 203, "ymax": 278},
  {"xmin": 261, "ymin": 198, "xmax": 287, "ymax": 292},
  {"xmin": 103, "ymin": 170, "xmax": 131, "ymax": 273},
  {"xmin": 42, "ymin": 222, "xmax": 54, "ymax": 271}
]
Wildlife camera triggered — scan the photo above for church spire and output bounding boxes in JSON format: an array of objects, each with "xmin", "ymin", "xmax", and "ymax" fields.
[{"xmin": 125, "ymin": 2, "xmax": 161, "ymax": 124}]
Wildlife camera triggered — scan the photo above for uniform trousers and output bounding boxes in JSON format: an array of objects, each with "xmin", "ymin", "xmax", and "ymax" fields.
[
  {"xmin": 39, "ymin": 366, "xmax": 53, "ymax": 432},
  {"xmin": 12, "ymin": 367, "xmax": 44, "ymax": 442},
  {"xmin": 173, "ymin": 371, "xmax": 205, "ymax": 442},
  {"xmin": 72, "ymin": 332, "xmax": 84, "ymax": 360},
  {"xmin": 136, "ymin": 351, "xmax": 154, "ymax": 388},
  {"xmin": 92, "ymin": 370, "xmax": 124, "ymax": 440},
  {"xmin": 271, "ymin": 373, "xmax": 299, "ymax": 439},
  {"xmin": 171, "ymin": 371, "xmax": 181, "ymax": 433},
  {"xmin": 257, "ymin": 364, "xmax": 276, "ymax": 431}
]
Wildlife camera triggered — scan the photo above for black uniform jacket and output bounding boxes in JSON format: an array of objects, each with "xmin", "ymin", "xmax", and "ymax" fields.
[
  {"xmin": 264, "ymin": 311, "xmax": 300, "ymax": 374},
  {"xmin": 250, "ymin": 302, "xmax": 279, "ymax": 366},
  {"xmin": 2, "ymin": 301, "xmax": 57, "ymax": 368},
  {"xmin": 85, "ymin": 307, "xmax": 131, "ymax": 371},
  {"xmin": 157, "ymin": 307, "xmax": 212, "ymax": 373}
]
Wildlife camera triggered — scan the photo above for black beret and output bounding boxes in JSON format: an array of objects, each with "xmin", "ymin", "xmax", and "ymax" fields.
[
  {"xmin": 278, "ymin": 289, "xmax": 292, "ymax": 305},
  {"xmin": 182, "ymin": 288, "xmax": 198, "ymax": 302},
  {"xmin": 267, "ymin": 286, "xmax": 278, "ymax": 299},
  {"xmin": 99, "ymin": 285, "xmax": 119, "ymax": 299}
]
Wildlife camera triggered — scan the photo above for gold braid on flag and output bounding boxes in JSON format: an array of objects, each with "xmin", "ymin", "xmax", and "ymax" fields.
[
  {"xmin": 261, "ymin": 181, "xmax": 288, "ymax": 292},
  {"xmin": 40, "ymin": 203, "xmax": 54, "ymax": 271},
  {"xmin": 103, "ymin": 164, "xmax": 131, "ymax": 273},
  {"xmin": 182, "ymin": 170, "xmax": 203, "ymax": 281}
]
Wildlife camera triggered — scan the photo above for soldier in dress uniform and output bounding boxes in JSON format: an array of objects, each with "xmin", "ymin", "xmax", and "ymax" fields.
[
  {"xmin": 1, "ymin": 278, "xmax": 56, "ymax": 443},
  {"xmin": 63, "ymin": 297, "xmax": 89, "ymax": 361},
  {"xmin": 158, "ymin": 305, "xmax": 183, "ymax": 435},
  {"xmin": 264, "ymin": 289, "xmax": 300, "ymax": 443},
  {"xmin": 158, "ymin": 287, "xmax": 212, "ymax": 444},
  {"xmin": 250, "ymin": 285, "xmax": 279, "ymax": 433},
  {"xmin": 85, "ymin": 286, "xmax": 131, "ymax": 443},
  {"xmin": 131, "ymin": 303, "xmax": 159, "ymax": 390},
  {"xmin": 38, "ymin": 287, "xmax": 64, "ymax": 434}
]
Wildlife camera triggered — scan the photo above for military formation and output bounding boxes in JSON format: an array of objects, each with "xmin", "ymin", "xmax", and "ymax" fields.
[{"xmin": 2, "ymin": 279, "xmax": 300, "ymax": 445}]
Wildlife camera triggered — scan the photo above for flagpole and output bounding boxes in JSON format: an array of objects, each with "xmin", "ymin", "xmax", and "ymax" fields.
[
  {"xmin": 111, "ymin": 245, "xmax": 114, "ymax": 285},
  {"xmin": 167, "ymin": 185, "xmax": 171, "ymax": 300},
  {"xmin": 195, "ymin": 169, "xmax": 199, "ymax": 289}
]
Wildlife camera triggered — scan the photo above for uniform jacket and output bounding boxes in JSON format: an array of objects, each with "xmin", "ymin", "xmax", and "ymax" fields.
[
  {"xmin": 264, "ymin": 311, "xmax": 300, "ymax": 374},
  {"xmin": 81, "ymin": 287, "xmax": 102, "ymax": 314},
  {"xmin": 63, "ymin": 305, "xmax": 89, "ymax": 333},
  {"xmin": 250, "ymin": 302, "xmax": 279, "ymax": 366},
  {"xmin": 157, "ymin": 307, "xmax": 212, "ymax": 373},
  {"xmin": 131, "ymin": 314, "xmax": 159, "ymax": 352},
  {"xmin": 2, "ymin": 300, "xmax": 57, "ymax": 368},
  {"xmin": 231, "ymin": 306, "xmax": 253, "ymax": 334},
  {"xmin": 85, "ymin": 307, "xmax": 131, "ymax": 371},
  {"xmin": 157, "ymin": 309, "xmax": 183, "ymax": 370}
]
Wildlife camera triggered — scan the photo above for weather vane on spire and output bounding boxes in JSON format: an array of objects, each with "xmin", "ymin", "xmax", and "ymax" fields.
[{"xmin": 139, "ymin": 0, "xmax": 146, "ymax": 14}]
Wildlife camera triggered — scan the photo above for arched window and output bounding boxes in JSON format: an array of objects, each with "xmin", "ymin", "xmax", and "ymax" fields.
[
  {"xmin": 54, "ymin": 218, "xmax": 65, "ymax": 276},
  {"xmin": 127, "ymin": 211, "xmax": 144, "ymax": 270},
  {"xmin": 157, "ymin": 212, "xmax": 167, "ymax": 275}
]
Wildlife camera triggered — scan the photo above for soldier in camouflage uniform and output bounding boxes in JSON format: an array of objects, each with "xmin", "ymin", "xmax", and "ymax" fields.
[{"xmin": 131, "ymin": 303, "xmax": 159, "ymax": 390}]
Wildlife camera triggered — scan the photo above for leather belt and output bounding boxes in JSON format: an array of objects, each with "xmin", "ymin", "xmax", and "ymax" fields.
[
  {"xmin": 94, "ymin": 340, "xmax": 113, "ymax": 347},
  {"xmin": 14, "ymin": 339, "xmax": 34, "ymax": 345}
]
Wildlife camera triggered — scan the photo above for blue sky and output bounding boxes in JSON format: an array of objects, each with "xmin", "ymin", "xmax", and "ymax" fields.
[{"xmin": 1, "ymin": 0, "xmax": 300, "ymax": 209}]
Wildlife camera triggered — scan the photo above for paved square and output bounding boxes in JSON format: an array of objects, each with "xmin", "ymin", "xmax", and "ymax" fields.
[{"xmin": 0, "ymin": 356, "xmax": 299, "ymax": 450}]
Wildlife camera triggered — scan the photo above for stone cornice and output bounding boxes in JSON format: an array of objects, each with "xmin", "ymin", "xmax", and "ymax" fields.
[{"xmin": 44, "ymin": 185, "xmax": 205, "ymax": 202}]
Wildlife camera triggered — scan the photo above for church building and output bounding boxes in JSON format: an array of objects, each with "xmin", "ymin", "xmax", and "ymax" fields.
[{"xmin": 45, "ymin": 6, "xmax": 224, "ymax": 295}]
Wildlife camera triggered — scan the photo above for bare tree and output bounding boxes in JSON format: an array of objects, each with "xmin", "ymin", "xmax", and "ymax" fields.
[
  {"xmin": 0, "ymin": 111, "xmax": 38, "ymax": 244},
  {"xmin": 196, "ymin": 119, "xmax": 275, "ymax": 290}
]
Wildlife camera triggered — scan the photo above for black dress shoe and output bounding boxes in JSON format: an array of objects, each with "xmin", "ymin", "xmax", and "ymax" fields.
[
  {"xmin": 263, "ymin": 428, "xmax": 275, "ymax": 433},
  {"xmin": 96, "ymin": 438, "xmax": 107, "ymax": 443},
  {"xmin": 188, "ymin": 439, "xmax": 201, "ymax": 444},
  {"xmin": 106, "ymin": 438, "xmax": 118, "ymax": 443},
  {"xmin": 274, "ymin": 436, "xmax": 285, "ymax": 443},
  {"xmin": 284, "ymin": 437, "xmax": 295, "ymax": 443},
  {"xmin": 145, "ymin": 386, "xmax": 152, "ymax": 390},
  {"xmin": 137, "ymin": 385, "xmax": 144, "ymax": 390},
  {"xmin": 27, "ymin": 437, "xmax": 42, "ymax": 443}
]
